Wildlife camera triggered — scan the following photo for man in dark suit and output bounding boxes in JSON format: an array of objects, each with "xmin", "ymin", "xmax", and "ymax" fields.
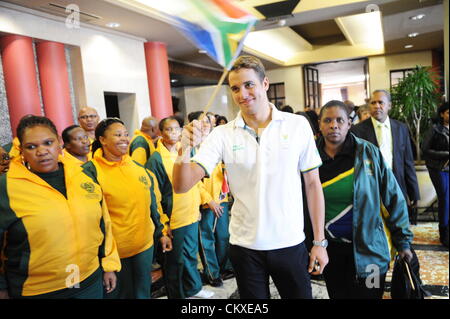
[{"xmin": 351, "ymin": 90, "xmax": 420, "ymax": 220}]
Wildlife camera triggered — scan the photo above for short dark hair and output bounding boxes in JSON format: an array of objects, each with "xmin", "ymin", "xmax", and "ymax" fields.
[
  {"xmin": 216, "ymin": 115, "xmax": 228, "ymax": 124},
  {"xmin": 91, "ymin": 117, "xmax": 124, "ymax": 154},
  {"xmin": 159, "ymin": 116, "xmax": 180, "ymax": 132},
  {"xmin": 187, "ymin": 111, "xmax": 204, "ymax": 123},
  {"xmin": 16, "ymin": 115, "xmax": 58, "ymax": 144},
  {"xmin": 372, "ymin": 89, "xmax": 391, "ymax": 102},
  {"xmin": 61, "ymin": 125, "xmax": 81, "ymax": 145},
  {"xmin": 229, "ymin": 55, "xmax": 266, "ymax": 83},
  {"xmin": 319, "ymin": 100, "xmax": 349, "ymax": 120},
  {"xmin": 438, "ymin": 101, "xmax": 449, "ymax": 114},
  {"xmin": 281, "ymin": 105, "xmax": 294, "ymax": 113}
]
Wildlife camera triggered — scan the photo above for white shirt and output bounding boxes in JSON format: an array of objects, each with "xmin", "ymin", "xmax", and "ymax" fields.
[
  {"xmin": 192, "ymin": 104, "xmax": 322, "ymax": 250},
  {"xmin": 371, "ymin": 116, "xmax": 393, "ymax": 169}
]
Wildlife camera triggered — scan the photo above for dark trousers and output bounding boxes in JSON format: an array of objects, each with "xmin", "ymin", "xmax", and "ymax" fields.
[
  {"xmin": 199, "ymin": 203, "xmax": 233, "ymax": 281},
  {"xmin": 323, "ymin": 241, "xmax": 387, "ymax": 299},
  {"xmin": 428, "ymin": 169, "xmax": 449, "ymax": 239},
  {"xmin": 164, "ymin": 222, "xmax": 202, "ymax": 299},
  {"xmin": 16, "ymin": 268, "xmax": 104, "ymax": 299},
  {"xmin": 106, "ymin": 246, "xmax": 154, "ymax": 299},
  {"xmin": 229, "ymin": 242, "xmax": 312, "ymax": 299}
]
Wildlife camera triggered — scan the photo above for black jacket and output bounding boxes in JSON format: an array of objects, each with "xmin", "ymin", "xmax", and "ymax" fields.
[
  {"xmin": 421, "ymin": 123, "xmax": 449, "ymax": 171},
  {"xmin": 351, "ymin": 118, "xmax": 420, "ymax": 202}
]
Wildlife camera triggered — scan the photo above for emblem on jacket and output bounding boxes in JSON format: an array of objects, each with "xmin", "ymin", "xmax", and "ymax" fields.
[
  {"xmin": 81, "ymin": 182, "xmax": 95, "ymax": 193},
  {"xmin": 139, "ymin": 176, "xmax": 149, "ymax": 187},
  {"xmin": 80, "ymin": 182, "xmax": 100, "ymax": 199},
  {"xmin": 364, "ymin": 160, "xmax": 374, "ymax": 176}
]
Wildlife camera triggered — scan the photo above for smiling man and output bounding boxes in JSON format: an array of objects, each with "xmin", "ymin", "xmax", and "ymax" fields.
[{"xmin": 172, "ymin": 55, "xmax": 328, "ymax": 299}]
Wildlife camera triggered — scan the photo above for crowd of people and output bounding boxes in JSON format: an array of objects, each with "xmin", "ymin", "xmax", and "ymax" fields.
[{"xmin": 0, "ymin": 55, "xmax": 448, "ymax": 300}]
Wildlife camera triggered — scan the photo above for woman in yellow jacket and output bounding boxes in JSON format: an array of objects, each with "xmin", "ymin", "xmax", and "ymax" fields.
[
  {"xmin": 61, "ymin": 125, "xmax": 91, "ymax": 166},
  {"xmin": 146, "ymin": 116, "xmax": 214, "ymax": 299},
  {"xmin": 0, "ymin": 115, "xmax": 120, "ymax": 299},
  {"xmin": 83, "ymin": 117, "xmax": 172, "ymax": 299}
]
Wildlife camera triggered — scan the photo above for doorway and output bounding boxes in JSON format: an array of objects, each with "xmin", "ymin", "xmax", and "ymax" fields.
[
  {"xmin": 103, "ymin": 92, "xmax": 139, "ymax": 133},
  {"xmin": 304, "ymin": 58, "xmax": 369, "ymax": 108}
]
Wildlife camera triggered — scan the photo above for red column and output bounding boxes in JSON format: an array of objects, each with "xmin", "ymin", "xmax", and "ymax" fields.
[
  {"xmin": 36, "ymin": 41, "xmax": 73, "ymax": 134},
  {"xmin": 144, "ymin": 42, "xmax": 173, "ymax": 119},
  {"xmin": 0, "ymin": 35, "xmax": 41, "ymax": 137}
]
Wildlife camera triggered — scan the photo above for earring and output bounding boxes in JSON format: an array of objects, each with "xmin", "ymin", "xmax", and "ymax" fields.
[{"xmin": 21, "ymin": 156, "xmax": 31, "ymax": 170}]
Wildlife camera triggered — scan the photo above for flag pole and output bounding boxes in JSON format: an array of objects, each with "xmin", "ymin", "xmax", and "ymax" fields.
[{"xmin": 200, "ymin": 67, "xmax": 229, "ymax": 118}]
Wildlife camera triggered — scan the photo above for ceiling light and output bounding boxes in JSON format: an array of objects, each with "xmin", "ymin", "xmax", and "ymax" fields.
[
  {"xmin": 277, "ymin": 19, "xmax": 286, "ymax": 27},
  {"xmin": 198, "ymin": 49, "xmax": 207, "ymax": 54},
  {"xmin": 335, "ymin": 11, "xmax": 384, "ymax": 50},
  {"xmin": 106, "ymin": 22, "xmax": 120, "ymax": 28},
  {"xmin": 242, "ymin": 27, "xmax": 313, "ymax": 63},
  {"xmin": 405, "ymin": 44, "xmax": 414, "ymax": 49},
  {"xmin": 408, "ymin": 32, "xmax": 419, "ymax": 38},
  {"xmin": 409, "ymin": 14, "xmax": 425, "ymax": 20},
  {"xmin": 170, "ymin": 79, "xmax": 178, "ymax": 83}
]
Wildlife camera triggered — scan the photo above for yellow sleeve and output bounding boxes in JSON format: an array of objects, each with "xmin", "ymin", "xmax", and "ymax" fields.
[
  {"xmin": 100, "ymin": 197, "xmax": 122, "ymax": 272},
  {"xmin": 148, "ymin": 170, "xmax": 170, "ymax": 236},
  {"xmin": 198, "ymin": 180, "xmax": 213, "ymax": 205},
  {"xmin": 130, "ymin": 147, "xmax": 147, "ymax": 166}
]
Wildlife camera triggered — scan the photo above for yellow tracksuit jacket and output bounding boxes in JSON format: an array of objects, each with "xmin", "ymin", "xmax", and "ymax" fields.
[
  {"xmin": 0, "ymin": 159, "xmax": 120, "ymax": 296},
  {"xmin": 129, "ymin": 130, "xmax": 156, "ymax": 166},
  {"xmin": 201, "ymin": 163, "xmax": 229, "ymax": 208},
  {"xmin": 146, "ymin": 140, "xmax": 209, "ymax": 230},
  {"xmin": 60, "ymin": 150, "xmax": 91, "ymax": 167},
  {"xmin": 82, "ymin": 149, "xmax": 164, "ymax": 259}
]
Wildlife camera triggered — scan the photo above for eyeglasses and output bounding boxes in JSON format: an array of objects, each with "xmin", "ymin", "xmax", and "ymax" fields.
[{"xmin": 79, "ymin": 114, "xmax": 98, "ymax": 120}]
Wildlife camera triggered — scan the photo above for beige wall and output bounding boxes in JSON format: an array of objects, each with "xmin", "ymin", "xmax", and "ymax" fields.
[
  {"xmin": 183, "ymin": 85, "xmax": 238, "ymax": 121},
  {"xmin": 266, "ymin": 66, "xmax": 305, "ymax": 112},
  {"xmin": 368, "ymin": 51, "xmax": 433, "ymax": 92},
  {"xmin": 0, "ymin": 4, "xmax": 150, "ymax": 133}
]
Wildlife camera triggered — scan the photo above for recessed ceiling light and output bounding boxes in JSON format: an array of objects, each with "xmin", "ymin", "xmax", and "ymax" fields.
[
  {"xmin": 170, "ymin": 79, "xmax": 178, "ymax": 83},
  {"xmin": 405, "ymin": 44, "xmax": 414, "ymax": 49},
  {"xmin": 198, "ymin": 49, "xmax": 207, "ymax": 54},
  {"xmin": 408, "ymin": 32, "xmax": 419, "ymax": 38},
  {"xmin": 277, "ymin": 19, "xmax": 286, "ymax": 27},
  {"xmin": 410, "ymin": 14, "xmax": 425, "ymax": 20},
  {"xmin": 106, "ymin": 22, "xmax": 120, "ymax": 28}
]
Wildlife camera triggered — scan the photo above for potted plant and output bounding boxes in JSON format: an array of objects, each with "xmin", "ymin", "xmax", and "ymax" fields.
[{"xmin": 390, "ymin": 66, "xmax": 442, "ymax": 161}]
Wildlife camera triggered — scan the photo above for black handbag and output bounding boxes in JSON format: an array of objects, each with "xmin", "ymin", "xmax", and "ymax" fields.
[{"xmin": 391, "ymin": 249, "xmax": 431, "ymax": 299}]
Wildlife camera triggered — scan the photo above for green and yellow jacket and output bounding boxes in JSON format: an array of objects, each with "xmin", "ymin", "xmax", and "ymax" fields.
[
  {"xmin": 60, "ymin": 150, "xmax": 91, "ymax": 167},
  {"xmin": 201, "ymin": 163, "xmax": 228, "ymax": 208},
  {"xmin": 129, "ymin": 130, "xmax": 156, "ymax": 166},
  {"xmin": 83, "ymin": 149, "xmax": 164, "ymax": 259},
  {"xmin": 146, "ymin": 140, "xmax": 208, "ymax": 230},
  {"xmin": 318, "ymin": 134, "xmax": 413, "ymax": 278},
  {"xmin": 0, "ymin": 159, "xmax": 121, "ymax": 297},
  {"xmin": 2, "ymin": 137, "xmax": 20, "ymax": 159}
]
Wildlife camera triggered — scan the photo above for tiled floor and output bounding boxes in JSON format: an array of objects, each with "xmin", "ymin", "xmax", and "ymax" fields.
[{"xmin": 154, "ymin": 221, "xmax": 448, "ymax": 299}]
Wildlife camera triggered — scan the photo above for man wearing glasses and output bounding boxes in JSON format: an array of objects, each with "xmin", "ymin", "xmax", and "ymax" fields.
[{"xmin": 77, "ymin": 107, "xmax": 100, "ymax": 143}]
